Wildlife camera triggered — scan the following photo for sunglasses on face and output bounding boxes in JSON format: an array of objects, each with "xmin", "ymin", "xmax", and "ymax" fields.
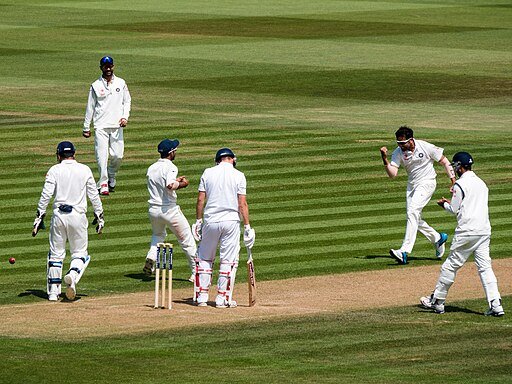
[{"xmin": 396, "ymin": 138, "xmax": 412, "ymax": 145}]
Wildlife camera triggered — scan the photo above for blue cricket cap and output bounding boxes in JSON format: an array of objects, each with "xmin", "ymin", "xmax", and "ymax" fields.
[
  {"xmin": 158, "ymin": 139, "xmax": 180, "ymax": 156},
  {"xmin": 100, "ymin": 56, "xmax": 114, "ymax": 66}
]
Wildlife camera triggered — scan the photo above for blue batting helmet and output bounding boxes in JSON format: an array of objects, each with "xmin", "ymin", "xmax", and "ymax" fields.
[
  {"xmin": 452, "ymin": 152, "xmax": 474, "ymax": 168},
  {"xmin": 215, "ymin": 148, "xmax": 236, "ymax": 163},
  {"xmin": 56, "ymin": 141, "xmax": 76, "ymax": 156}
]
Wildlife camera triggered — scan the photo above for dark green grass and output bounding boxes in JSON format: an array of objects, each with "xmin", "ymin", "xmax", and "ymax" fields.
[{"xmin": 1, "ymin": 297, "xmax": 511, "ymax": 384}]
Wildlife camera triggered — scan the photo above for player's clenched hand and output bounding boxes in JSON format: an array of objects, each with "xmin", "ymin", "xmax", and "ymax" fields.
[
  {"xmin": 177, "ymin": 176, "xmax": 189, "ymax": 188},
  {"xmin": 83, "ymin": 130, "xmax": 91, "ymax": 138},
  {"xmin": 380, "ymin": 146, "xmax": 388, "ymax": 159},
  {"xmin": 119, "ymin": 118, "xmax": 128, "ymax": 127},
  {"xmin": 437, "ymin": 197, "xmax": 449, "ymax": 207}
]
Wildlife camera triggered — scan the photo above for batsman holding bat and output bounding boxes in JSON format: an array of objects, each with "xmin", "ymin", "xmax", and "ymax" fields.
[
  {"xmin": 33, "ymin": 141, "xmax": 104, "ymax": 302},
  {"xmin": 380, "ymin": 126, "xmax": 456, "ymax": 264},
  {"xmin": 193, "ymin": 148, "xmax": 255, "ymax": 308}
]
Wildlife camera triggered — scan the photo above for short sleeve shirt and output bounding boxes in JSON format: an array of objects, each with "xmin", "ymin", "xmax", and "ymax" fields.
[
  {"xmin": 390, "ymin": 139, "xmax": 444, "ymax": 185},
  {"xmin": 147, "ymin": 159, "xmax": 178, "ymax": 207},
  {"xmin": 198, "ymin": 162, "xmax": 246, "ymax": 223}
]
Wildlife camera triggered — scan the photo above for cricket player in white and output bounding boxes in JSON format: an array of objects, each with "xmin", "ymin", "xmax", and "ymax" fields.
[
  {"xmin": 420, "ymin": 152, "xmax": 504, "ymax": 316},
  {"xmin": 380, "ymin": 126, "xmax": 456, "ymax": 264},
  {"xmin": 143, "ymin": 139, "xmax": 196, "ymax": 281},
  {"xmin": 193, "ymin": 148, "xmax": 255, "ymax": 308},
  {"xmin": 33, "ymin": 141, "xmax": 104, "ymax": 302},
  {"xmin": 83, "ymin": 56, "xmax": 131, "ymax": 195}
]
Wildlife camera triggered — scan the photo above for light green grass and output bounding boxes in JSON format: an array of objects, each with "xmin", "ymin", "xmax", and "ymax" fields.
[{"xmin": 0, "ymin": 0, "xmax": 511, "ymax": 382}]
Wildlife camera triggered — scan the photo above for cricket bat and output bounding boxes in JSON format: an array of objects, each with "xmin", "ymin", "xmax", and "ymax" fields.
[{"xmin": 247, "ymin": 247, "xmax": 256, "ymax": 307}]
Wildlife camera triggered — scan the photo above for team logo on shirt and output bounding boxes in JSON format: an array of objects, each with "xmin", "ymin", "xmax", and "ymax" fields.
[
  {"xmin": 116, "ymin": 88, "xmax": 120, "ymax": 92},
  {"xmin": 418, "ymin": 153, "xmax": 424, "ymax": 158}
]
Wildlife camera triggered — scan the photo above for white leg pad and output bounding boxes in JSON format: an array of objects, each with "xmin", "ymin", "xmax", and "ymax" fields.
[{"xmin": 47, "ymin": 253, "xmax": 64, "ymax": 296}]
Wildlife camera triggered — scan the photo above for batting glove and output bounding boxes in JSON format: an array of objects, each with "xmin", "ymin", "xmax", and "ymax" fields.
[
  {"xmin": 93, "ymin": 212, "xmax": 105, "ymax": 234},
  {"xmin": 192, "ymin": 219, "xmax": 202, "ymax": 242},
  {"xmin": 32, "ymin": 210, "xmax": 46, "ymax": 237},
  {"xmin": 243, "ymin": 224, "xmax": 255, "ymax": 249}
]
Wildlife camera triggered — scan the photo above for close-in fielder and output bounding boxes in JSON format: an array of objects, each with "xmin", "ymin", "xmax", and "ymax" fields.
[
  {"xmin": 193, "ymin": 148, "xmax": 255, "ymax": 308},
  {"xmin": 143, "ymin": 139, "xmax": 196, "ymax": 281},
  {"xmin": 420, "ymin": 152, "xmax": 504, "ymax": 316},
  {"xmin": 83, "ymin": 56, "xmax": 131, "ymax": 195},
  {"xmin": 33, "ymin": 141, "xmax": 104, "ymax": 301},
  {"xmin": 380, "ymin": 126, "xmax": 456, "ymax": 264}
]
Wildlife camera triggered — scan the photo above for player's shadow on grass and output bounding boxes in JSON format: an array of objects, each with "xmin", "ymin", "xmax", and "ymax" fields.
[
  {"xmin": 363, "ymin": 254, "xmax": 441, "ymax": 264},
  {"xmin": 125, "ymin": 273, "xmax": 154, "ymax": 282},
  {"xmin": 125, "ymin": 273, "xmax": 192, "ymax": 283},
  {"xmin": 18, "ymin": 289, "xmax": 47, "ymax": 299},
  {"xmin": 418, "ymin": 305, "xmax": 481, "ymax": 316}
]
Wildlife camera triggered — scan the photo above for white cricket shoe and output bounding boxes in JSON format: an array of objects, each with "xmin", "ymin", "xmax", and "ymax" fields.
[
  {"xmin": 48, "ymin": 293, "xmax": 59, "ymax": 302},
  {"xmin": 485, "ymin": 299, "xmax": 505, "ymax": 317},
  {"xmin": 64, "ymin": 274, "xmax": 76, "ymax": 300},
  {"xmin": 197, "ymin": 302, "xmax": 207, "ymax": 307},
  {"xmin": 188, "ymin": 273, "xmax": 195, "ymax": 283},
  {"xmin": 216, "ymin": 297, "xmax": 237, "ymax": 308},
  {"xmin": 389, "ymin": 249, "xmax": 408, "ymax": 264},
  {"xmin": 420, "ymin": 295, "xmax": 445, "ymax": 314}
]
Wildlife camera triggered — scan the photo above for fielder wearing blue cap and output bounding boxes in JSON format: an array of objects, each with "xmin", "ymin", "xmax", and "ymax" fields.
[
  {"xmin": 143, "ymin": 138, "xmax": 197, "ymax": 282},
  {"xmin": 83, "ymin": 56, "xmax": 131, "ymax": 196}
]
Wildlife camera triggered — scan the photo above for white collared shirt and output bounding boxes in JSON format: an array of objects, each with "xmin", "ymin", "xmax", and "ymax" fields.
[
  {"xmin": 390, "ymin": 139, "xmax": 444, "ymax": 186},
  {"xmin": 198, "ymin": 162, "xmax": 246, "ymax": 223},
  {"xmin": 37, "ymin": 159, "xmax": 103, "ymax": 215},
  {"xmin": 83, "ymin": 75, "xmax": 131, "ymax": 130},
  {"xmin": 147, "ymin": 158, "xmax": 179, "ymax": 207}
]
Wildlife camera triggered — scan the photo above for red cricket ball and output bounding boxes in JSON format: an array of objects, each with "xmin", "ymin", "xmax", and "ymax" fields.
[{"xmin": 8, "ymin": 257, "xmax": 15, "ymax": 264}]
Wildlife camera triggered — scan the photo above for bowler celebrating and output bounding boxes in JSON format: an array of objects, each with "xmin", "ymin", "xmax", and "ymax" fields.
[{"xmin": 380, "ymin": 126, "xmax": 456, "ymax": 264}]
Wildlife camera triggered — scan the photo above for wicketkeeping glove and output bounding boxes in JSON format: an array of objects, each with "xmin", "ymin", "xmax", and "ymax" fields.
[
  {"xmin": 243, "ymin": 224, "xmax": 255, "ymax": 249},
  {"xmin": 192, "ymin": 219, "xmax": 202, "ymax": 242},
  {"xmin": 32, "ymin": 210, "xmax": 46, "ymax": 237},
  {"xmin": 92, "ymin": 212, "xmax": 104, "ymax": 234}
]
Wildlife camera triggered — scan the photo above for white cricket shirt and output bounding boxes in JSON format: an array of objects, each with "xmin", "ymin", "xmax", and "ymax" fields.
[
  {"xmin": 37, "ymin": 159, "xmax": 103, "ymax": 215},
  {"xmin": 83, "ymin": 75, "xmax": 131, "ymax": 130},
  {"xmin": 390, "ymin": 139, "xmax": 444, "ymax": 186},
  {"xmin": 198, "ymin": 162, "xmax": 246, "ymax": 223},
  {"xmin": 147, "ymin": 159, "xmax": 179, "ymax": 207},
  {"xmin": 443, "ymin": 171, "xmax": 491, "ymax": 235}
]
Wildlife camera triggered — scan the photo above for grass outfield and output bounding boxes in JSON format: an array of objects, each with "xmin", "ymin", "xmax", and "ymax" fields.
[
  {"xmin": 0, "ymin": 0, "xmax": 511, "ymax": 382},
  {"xmin": 1, "ymin": 301, "xmax": 511, "ymax": 384}
]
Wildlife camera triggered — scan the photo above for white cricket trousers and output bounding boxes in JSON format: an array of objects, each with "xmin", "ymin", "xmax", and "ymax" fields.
[
  {"xmin": 401, "ymin": 180, "xmax": 439, "ymax": 253},
  {"xmin": 433, "ymin": 235, "xmax": 501, "ymax": 304},
  {"xmin": 94, "ymin": 127, "xmax": 124, "ymax": 188},
  {"xmin": 197, "ymin": 220, "xmax": 240, "ymax": 304},
  {"xmin": 146, "ymin": 205, "xmax": 196, "ymax": 273},
  {"xmin": 47, "ymin": 209, "xmax": 90, "ymax": 296}
]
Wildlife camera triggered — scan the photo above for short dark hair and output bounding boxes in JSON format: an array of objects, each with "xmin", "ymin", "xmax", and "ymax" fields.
[{"xmin": 395, "ymin": 126, "xmax": 414, "ymax": 139}]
